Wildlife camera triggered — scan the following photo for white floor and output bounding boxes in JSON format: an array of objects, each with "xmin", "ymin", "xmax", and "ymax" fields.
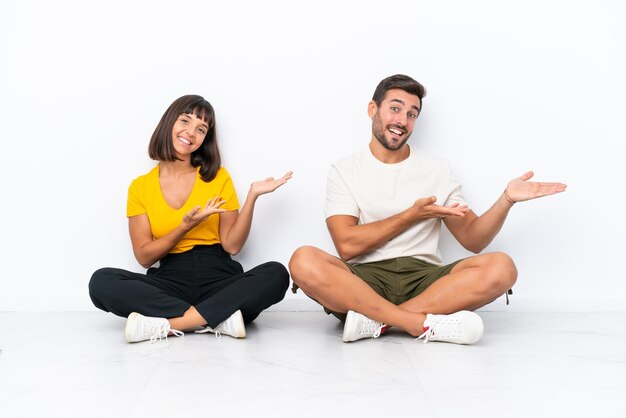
[{"xmin": 1, "ymin": 311, "xmax": 625, "ymax": 418}]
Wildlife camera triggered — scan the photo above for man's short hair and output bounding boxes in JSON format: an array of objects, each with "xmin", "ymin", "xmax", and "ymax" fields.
[{"xmin": 372, "ymin": 74, "xmax": 427, "ymax": 107}]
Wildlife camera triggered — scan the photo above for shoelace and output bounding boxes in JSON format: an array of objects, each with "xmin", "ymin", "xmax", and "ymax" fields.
[
  {"xmin": 416, "ymin": 326, "xmax": 435, "ymax": 344},
  {"xmin": 359, "ymin": 317, "xmax": 384, "ymax": 339},
  {"xmin": 149, "ymin": 324, "xmax": 184, "ymax": 344},
  {"xmin": 416, "ymin": 316, "xmax": 461, "ymax": 344},
  {"xmin": 194, "ymin": 326, "xmax": 222, "ymax": 339}
]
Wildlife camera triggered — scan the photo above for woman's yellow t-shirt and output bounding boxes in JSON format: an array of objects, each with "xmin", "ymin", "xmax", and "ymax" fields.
[{"xmin": 126, "ymin": 165, "xmax": 240, "ymax": 253}]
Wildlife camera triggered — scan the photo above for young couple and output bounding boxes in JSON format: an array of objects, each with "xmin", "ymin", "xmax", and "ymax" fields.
[{"xmin": 89, "ymin": 75, "xmax": 566, "ymax": 345}]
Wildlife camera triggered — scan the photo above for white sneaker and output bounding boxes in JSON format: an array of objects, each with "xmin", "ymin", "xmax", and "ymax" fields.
[
  {"xmin": 125, "ymin": 312, "xmax": 184, "ymax": 343},
  {"xmin": 195, "ymin": 310, "xmax": 246, "ymax": 339},
  {"xmin": 417, "ymin": 311, "xmax": 484, "ymax": 345},
  {"xmin": 342, "ymin": 310, "xmax": 386, "ymax": 342}
]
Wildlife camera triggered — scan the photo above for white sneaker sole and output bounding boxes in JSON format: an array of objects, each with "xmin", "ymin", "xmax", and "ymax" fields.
[
  {"xmin": 228, "ymin": 310, "xmax": 246, "ymax": 338},
  {"xmin": 342, "ymin": 310, "xmax": 358, "ymax": 342},
  {"xmin": 124, "ymin": 312, "xmax": 140, "ymax": 343}
]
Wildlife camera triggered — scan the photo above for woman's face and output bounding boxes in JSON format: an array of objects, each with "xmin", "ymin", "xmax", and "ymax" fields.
[{"xmin": 171, "ymin": 113, "xmax": 209, "ymax": 159}]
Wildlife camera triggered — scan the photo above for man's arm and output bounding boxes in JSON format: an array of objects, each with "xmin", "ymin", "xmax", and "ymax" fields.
[
  {"xmin": 443, "ymin": 171, "xmax": 567, "ymax": 253},
  {"xmin": 327, "ymin": 196, "xmax": 468, "ymax": 261}
]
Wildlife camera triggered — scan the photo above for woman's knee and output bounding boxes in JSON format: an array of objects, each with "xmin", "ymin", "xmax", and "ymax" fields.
[
  {"xmin": 262, "ymin": 260, "xmax": 289, "ymax": 276},
  {"xmin": 265, "ymin": 261, "xmax": 289, "ymax": 282},
  {"xmin": 88, "ymin": 267, "xmax": 121, "ymax": 310},
  {"xmin": 250, "ymin": 261, "xmax": 290, "ymax": 294},
  {"xmin": 89, "ymin": 267, "xmax": 116, "ymax": 297}
]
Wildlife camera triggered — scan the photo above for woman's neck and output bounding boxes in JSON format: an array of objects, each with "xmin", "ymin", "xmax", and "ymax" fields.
[{"xmin": 159, "ymin": 160, "xmax": 196, "ymax": 177}]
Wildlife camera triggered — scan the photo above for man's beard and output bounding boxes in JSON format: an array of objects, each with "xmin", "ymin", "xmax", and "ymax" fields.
[{"xmin": 372, "ymin": 114, "xmax": 410, "ymax": 150}]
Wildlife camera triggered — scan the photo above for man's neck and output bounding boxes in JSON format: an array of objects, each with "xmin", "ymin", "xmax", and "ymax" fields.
[{"xmin": 368, "ymin": 139, "xmax": 410, "ymax": 164}]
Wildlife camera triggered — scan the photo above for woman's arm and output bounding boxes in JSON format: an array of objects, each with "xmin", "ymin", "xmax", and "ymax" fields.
[
  {"xmin": 129, "ymin": 197, "xmax": 226, "ymax": 268},
  {"xmin": 219, "ymin": 172, "xmax": 292, "ymax": 255}
]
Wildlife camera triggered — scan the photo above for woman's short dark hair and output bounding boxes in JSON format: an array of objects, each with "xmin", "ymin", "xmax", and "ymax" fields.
[
  {"xmin": 148, "ymin": 95, "xmax": 221, "ymax": 182},
  {"xmin": 372, "ymin": 74, "xmax": 427, "ymax": 108}
]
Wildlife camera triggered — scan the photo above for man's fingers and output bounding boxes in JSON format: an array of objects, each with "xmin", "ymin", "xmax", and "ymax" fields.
[
  {"xmin": 416, "ymin": 196, "xmax": 437, "ymax": 206},
  {"xmin": 424, "ymin": 204, "xmax": 466, "ymax": 218},
  {"xmin": 445, "ymin": 208, "xmax": 466, "ymax": 217},
  {"xmin": 519, "ymin": 171, "xmax": 534, "ymax": 181}
]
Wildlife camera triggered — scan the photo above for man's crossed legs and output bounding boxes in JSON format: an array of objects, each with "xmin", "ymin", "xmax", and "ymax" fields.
[{"xmin": 289, "ymin": 246, "xmax": 517, "ymax": 344}]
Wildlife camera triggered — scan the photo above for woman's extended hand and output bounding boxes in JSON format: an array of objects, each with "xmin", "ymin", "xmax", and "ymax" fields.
[
  {"xmin": 182, "ymin": 196, "xmax": 226, "ymax": 230},
  {"xmin": 250, "ymin": 171, "xmax": 293, "ymax": 197}
]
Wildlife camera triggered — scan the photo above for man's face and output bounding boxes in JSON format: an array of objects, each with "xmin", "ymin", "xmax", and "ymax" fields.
[{"xmin": 370, "ymin": 89, "xmax": 421, "ymax": 151}]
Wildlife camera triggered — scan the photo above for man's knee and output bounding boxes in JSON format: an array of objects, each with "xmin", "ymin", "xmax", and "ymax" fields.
[
  {"xmin": 289, "ymin": 246, "xmax": 329, "ymax": 290},
  {"xmin": 289, "ymin": 246, "xmax": 318, "ymax": 278},
  {"xmin": 482, "ymin": 252, "xmax": 518, "ymax": 293}
]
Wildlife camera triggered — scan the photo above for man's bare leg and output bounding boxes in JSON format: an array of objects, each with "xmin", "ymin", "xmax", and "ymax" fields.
[
  {"xmin": 289, "ymin": 246, "xmax": 426, "ymax": 336},
  {"xmin": 290, "ymin": 247, "xmax": 516, "ymax": 336},
  {"xmin": 399, "ymin": 252, "xmax": 518, "ymax": 324}
]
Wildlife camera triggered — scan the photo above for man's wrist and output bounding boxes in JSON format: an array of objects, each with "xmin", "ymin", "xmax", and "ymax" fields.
[{"xmin": 503, "ymin": 189, "xmax": 516, "ymax": 205}]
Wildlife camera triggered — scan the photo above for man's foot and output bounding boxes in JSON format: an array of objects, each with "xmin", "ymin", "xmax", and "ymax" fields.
[
  {"xmin": 195, "ymin": 310, "xmax": 246, "ymax": 339},
  {"xmin": 125, "ymin": 312, "xmax": 184, "ymax": 343},
  {"xmin": 417, "ymin": 310, "xmax": 484, "ymax": 345},
  {"xmin": 342, "ymin": 310, "xmax": 387, "ymax": 342}
]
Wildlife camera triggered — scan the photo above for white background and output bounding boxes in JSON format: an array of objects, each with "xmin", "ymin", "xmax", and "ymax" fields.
[{"xmin": 1, "ymin": 0, "xmax": 624, "ymax": 311}]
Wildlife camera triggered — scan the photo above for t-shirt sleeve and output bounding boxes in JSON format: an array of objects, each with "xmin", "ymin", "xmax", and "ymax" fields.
[
  {"xmin": 127, "ymin": 179, "xmax": 146, "ymax": 218},
  {"xmin": 219, "ymin": 168, "xmax": 240, "ymax": 211},
  {"xmin": 325, "ymin": 165, "xmax": 359, "ymax": 219},
  {"xmin": 443, "ymin": 165, "xmax": 468, "ymax": 208}
]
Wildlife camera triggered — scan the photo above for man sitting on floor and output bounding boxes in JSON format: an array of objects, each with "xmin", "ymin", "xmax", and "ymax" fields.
[{"xmin": 289, "ymin": 74, "xmax": 566, "ymax": 344}]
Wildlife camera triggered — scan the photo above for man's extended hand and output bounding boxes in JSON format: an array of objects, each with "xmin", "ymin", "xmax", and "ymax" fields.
[
  {"xmin": 411, "ymin": 196, "xmax": 469, "ymax": 219},
  {"xmin": 505, "ymin": 171, "xmax": 567, "ymax": 203}
]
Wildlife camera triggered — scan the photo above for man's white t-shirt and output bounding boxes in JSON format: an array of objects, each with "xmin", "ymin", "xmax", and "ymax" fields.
[{"xmin": 325, "ymin": 145, "xmax": 467, "ymax": 266}]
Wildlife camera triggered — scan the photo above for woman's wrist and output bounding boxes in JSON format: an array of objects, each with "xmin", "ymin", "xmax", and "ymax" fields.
[{"xmin": 247, "ymin": 187, "xmax": 261, "ymax": 202}]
